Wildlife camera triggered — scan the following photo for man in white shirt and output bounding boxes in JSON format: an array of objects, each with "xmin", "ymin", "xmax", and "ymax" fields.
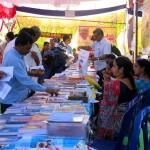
[
  {"xmin": 90, "ymin": 28, "xmax": 111, "ymax": 86},
  {"xmin": 91, "ymin": 28, "xmax": 111, "ymax": 71},
  {"xmin": 24, "ymin": 26, "xmax": 42, "ymax": 70},
  {"xmin": 3, "ymin": 28, "xmax": 35, "ymax": 58},
  {"xmin": 3, "ymin": 27, "xmax": 42, "ymax": 82}
]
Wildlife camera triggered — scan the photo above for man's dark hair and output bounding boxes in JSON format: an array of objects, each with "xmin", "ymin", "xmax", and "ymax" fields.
[
  {"xmin": 18, "ymin": 27, "xmax": 36, "ymax": 37},
  {"xmin": 15, "ymin": 32, "xmax": 33, "ymax": 46},
  {"xmin": 63, "ymin": 35, "xmax": 70, "ymax": 42},
  {"xmin": 44, "ymin": 41, "xmax": 49, "ymax": 46},
  {"xmin": 6, "ymin": 32, "xmax": 15, "ymax": 41},
  {"xmin": 93, "ymin": 28, "xmax": 104, "ymax": 36}
]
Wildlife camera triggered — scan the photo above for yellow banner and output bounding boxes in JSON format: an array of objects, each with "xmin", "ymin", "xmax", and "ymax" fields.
[{"xmin": 141, "ymin": 0, "xmax": 150, "ymax": 55}]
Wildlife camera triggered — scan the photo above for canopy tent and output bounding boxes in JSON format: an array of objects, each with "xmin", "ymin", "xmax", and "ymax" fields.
[
  {"xmin": 1, "ymin": 0, "xmax": 126, "ymax": 10},
  {"xmin": 0, "ymin": 0, "xmax": 144, "ymax": 57},
  {"xmin": 0, "ymin": 0, "xmax": 127, "ymax": 18}
]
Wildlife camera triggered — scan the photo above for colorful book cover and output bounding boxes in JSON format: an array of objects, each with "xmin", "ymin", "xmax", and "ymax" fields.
[{"xmin": 0, "ymin": 127, "xmax": 19, "ymax": 136}]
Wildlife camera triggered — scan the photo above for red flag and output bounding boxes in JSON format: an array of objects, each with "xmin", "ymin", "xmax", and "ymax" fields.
[{"xmin": 0, "ymin": 4, "xmax": 16, "ymax": 19}]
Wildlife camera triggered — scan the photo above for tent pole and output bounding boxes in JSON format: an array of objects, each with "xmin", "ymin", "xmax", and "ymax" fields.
[
  {"xmin": 135, "ymin": 0, "xmax": 138, "ymax": 61},
  {"xmin": 16, "ymin": 16, "xmax": 21, "ymax": 30},
  {"xmin": 133, "ymin": 0, "xmax": 138, "ymax": 62}
]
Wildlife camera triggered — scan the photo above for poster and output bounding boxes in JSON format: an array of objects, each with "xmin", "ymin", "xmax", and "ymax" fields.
[
  {"xmin": 141, "ymin": 0, "xmax": 150, "ymax": 55},
  {"xmin": 78, "ymin": 49, "xmax": 89, "ymax": 75},
  {"xmin": 78, "ymin": 26, "xmax": 116, "ymax": 47}
]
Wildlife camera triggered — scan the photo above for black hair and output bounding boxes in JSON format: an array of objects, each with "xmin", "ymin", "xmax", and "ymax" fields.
[
  {"xmin": 43, "ymin": 41, "xmax": 49, "ymax": 46},
  {"xmin": 6, "ymin": 32, "xmax": 15, "ymax": 41},
  {"xmin": 18, "ymin": 27, "xmax": 36, "ymax": 37},
  {"xmin": 15, "ymin": 32, "xmax": 33, "ymax": 46},
  {"xmin": 14, "ymin": 34, "xmax": 18, "ymax": 37},
  {"xmin": 137, "ymin": 59, "xmax": 150, "ymax": 79},
  {"xmin": 63, "ymin": 35, "xmax": 70, "ymax": 42},
  {"xmin": 115, "ymin": 56, "xmax": 136, "ymax": 91},
  {"xmin": 106, "ymin": 54, "xmax": 116, "ymax": 68},
  {"xmin": 106, "ymin": 54, "xmax": 116, "ymax": 60},
  {"xmin": 93, "ymin": 28, "xmax": 104, "ymax": 36}
]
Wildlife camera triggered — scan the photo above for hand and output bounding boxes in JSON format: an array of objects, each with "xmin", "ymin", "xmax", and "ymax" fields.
[
  {"xmin": 89, "ymin": 56, "xmax": 98, "ymax": 61},
  {"xmin": 46, "ymin": 88, "xmax": 59, "ymax": 97},
  {"xmin": 31, "ymin": 51, "xmax": 40, "ymax": 65},
  {"xmin": 0, "ymin": 71, "xmax": 6, "ymax": 79},
  {"xmin": 103, "ymin": 72, "xmax": 111, "ymax": 81},
  {"xmin": 28, "ymin": 69, "xmax": 45, "ymax": 77}
]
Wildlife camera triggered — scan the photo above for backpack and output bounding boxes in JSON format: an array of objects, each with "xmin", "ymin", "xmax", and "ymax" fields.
[{"xmin": 111, "ymin": 45, "xmax": 121, "ymax": 56}]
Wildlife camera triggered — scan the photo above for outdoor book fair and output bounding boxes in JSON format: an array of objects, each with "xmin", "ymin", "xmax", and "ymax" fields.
[{"xmin": 0, "ymin": 0, "xmax": 150, "ymax": 150}]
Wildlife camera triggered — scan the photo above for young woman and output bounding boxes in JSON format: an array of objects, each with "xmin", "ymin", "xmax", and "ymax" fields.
[
  {"xmin": 96, "ymin": 56, "xmax": 136, "ymax": 139},
  {"xmin": 134, "ymin": 59, "xmax": 150, "ymax": 91}
]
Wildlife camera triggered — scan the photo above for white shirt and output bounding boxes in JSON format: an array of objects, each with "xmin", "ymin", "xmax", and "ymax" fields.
[
  {"xmin": 24, "ymin": 43, "xmax": 42, "ymax": 70},
  {"xmin": 3, "ymin": 38, "xmax": 16, "ymax": 57},
  {"xmin": 91, "ymin": 38, "xmax": 111, "ymax": 71},
  {"xmin": 0, "ymin": 40, "xmax": 7, "ymax": 54},
  {"xmin": 3, "ymin": 39, "xmax": 42, "ymax": 69},
  {"xmin": 24, "ymin": 43, "xmax": 42, "ymax": 82}
]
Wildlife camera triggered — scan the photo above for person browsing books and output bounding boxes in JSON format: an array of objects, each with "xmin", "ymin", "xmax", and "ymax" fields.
[{"xmin": 1, "ymin": 32, "xmax": 58, "ymax": 113}]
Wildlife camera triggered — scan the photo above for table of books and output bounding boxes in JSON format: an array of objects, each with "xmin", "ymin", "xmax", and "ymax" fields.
[{"xmin": 0, "ymin": 65, "xmax": 97, "ymax": 150}]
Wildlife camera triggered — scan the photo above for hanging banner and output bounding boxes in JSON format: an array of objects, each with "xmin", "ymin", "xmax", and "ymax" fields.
[
  {"xmin": 141, "ymin": 0, "xmax": 150, "ymax": 55},
  {"xmin": 78, "ymin": 26, "xmax": 116, "ymax": 47},
  {"xmin": 41, "ymin": 32, "xmax": 72, "ymax": 38},
  {"xmin": 128, "ymin": 0, "xmax": 144, "ymax": 8},
  {"xmin": 0, "ymin": 3, "xmax": 16, "ymax": 31},
  {"xmin": 0, "ymin": 4, "xmax": 16, "ymax": 19}
]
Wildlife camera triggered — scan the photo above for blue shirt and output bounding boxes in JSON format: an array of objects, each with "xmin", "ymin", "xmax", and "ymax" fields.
[
  {"xmin": 1, "ymin": 48, "xmax": 46, "ymax": 104},
  {"xmin": 135, "ymin": 79, "xmax": 150, "ymax": 92}
]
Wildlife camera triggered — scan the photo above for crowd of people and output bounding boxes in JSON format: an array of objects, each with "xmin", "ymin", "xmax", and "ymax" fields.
[{"xmin": 0, "ymin": 26, "xmax": 150, "ymax": 142}]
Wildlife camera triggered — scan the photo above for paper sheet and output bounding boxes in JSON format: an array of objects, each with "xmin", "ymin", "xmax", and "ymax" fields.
[
  {"xmin": 0, "ymin": 67, "xmax": 13, "ymax": 82},
  {"xmin": 78, "ymin": 49, "xmax": 89, "ymax": 75},
  {"xmin": 0, "ymin": 82, "xmax": 11, "ymax": 99},
  {"xmin": 29, "ymin": 65, "xmax": 44, "ymax": 70}
]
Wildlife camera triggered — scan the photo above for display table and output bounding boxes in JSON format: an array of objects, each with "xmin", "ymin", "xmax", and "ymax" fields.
[{"xmin": 0, "ymin": 66, "xmax": 97, "ymax": 150}]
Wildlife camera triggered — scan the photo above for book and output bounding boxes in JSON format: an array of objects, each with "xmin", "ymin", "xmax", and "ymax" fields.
[
  {"xmin": 19, "ymin": 122, "xmax": 47, "ymax": 135},
  {"xmin": 49, "ymin": 112, "xmax": 84, "ymax": 123},
  {"xmin": 0, "ymin": 127, "xmax": 19, "ymax": 136}
]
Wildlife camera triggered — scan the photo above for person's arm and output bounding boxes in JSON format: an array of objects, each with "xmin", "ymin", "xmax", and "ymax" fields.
[
  {"xmin": 90, "ymin": 42, "xmax": 111, "ymax": 61},
  {"xmin": 14, "ymin": 60, "xmax": 58, "ymax": 95},
  {"xmin": 31, "ymin": 51, "xmax": 40, "ymax": 66},
  {"xmin": 31, "ymin": 44, "xmax": 42, "ymax": 65},
  {"xmin": 90, "ymin": 54, "xmax": 109, "ymax": 61},
  {"xmin": 14, "ymin": 60, "xmax": 46, "ymax": 91},
  {"xmin": 78, "ymin": 46, "xmax": 91, "ymax": 51}
]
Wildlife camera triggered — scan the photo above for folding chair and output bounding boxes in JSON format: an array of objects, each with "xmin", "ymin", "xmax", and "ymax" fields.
[
  {"xmin": 90, "ymin": 89, "xmax": 150, "ymax": 150},
  {"xmin": 129, "ymin": 107, "xmax": 150, "ymax": 150}
]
